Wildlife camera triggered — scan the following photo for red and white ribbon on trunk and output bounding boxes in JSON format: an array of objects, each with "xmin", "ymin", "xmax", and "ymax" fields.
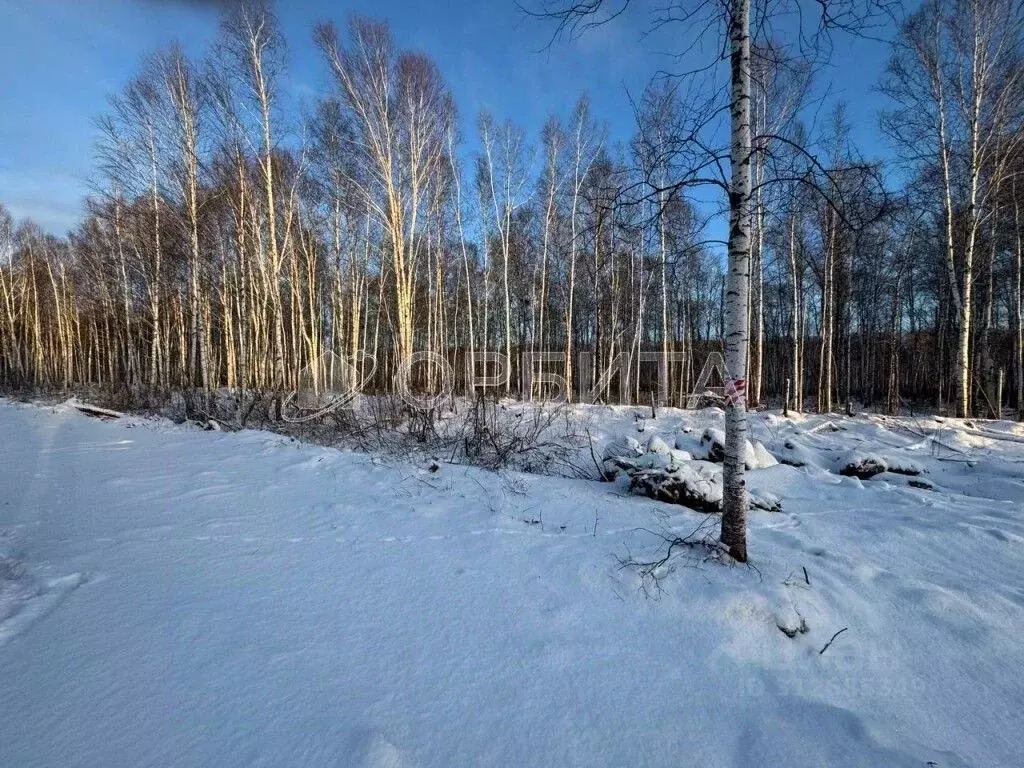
[{"xmin": 724, "ymin": 377, "xmax": 746, "ymax": 407}]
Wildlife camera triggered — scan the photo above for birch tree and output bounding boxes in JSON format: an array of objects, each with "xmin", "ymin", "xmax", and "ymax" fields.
[
  {"xmin": 477, "ymin": 113, "xmax": 531, "ymax": 392},
  {"xmin": 316, "ymin": 17, "xmax": 453, "ymax": 378}
]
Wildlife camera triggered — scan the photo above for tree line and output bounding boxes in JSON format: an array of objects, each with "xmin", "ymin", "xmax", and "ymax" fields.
[{"xmin": 2, "ymin": 0, "xmax": 1022, "ymax": 423}]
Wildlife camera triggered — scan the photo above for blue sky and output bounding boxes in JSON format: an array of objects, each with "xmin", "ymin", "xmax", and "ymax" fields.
[{"xmin": 0, "ymin": 0, "xmax": 897, "ymax": 235}]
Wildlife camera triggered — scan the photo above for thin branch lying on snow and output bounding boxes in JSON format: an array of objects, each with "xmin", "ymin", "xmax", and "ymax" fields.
[
  {"xmin": 818, "ymin": 627, "xmax": 849, "ymax": 655},
  {"xmin": 617, "ymin": 517, "xmax": 753, "ymax": 597}
]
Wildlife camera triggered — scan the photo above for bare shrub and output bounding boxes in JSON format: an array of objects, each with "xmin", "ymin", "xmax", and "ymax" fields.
[
  {"xmin": 443, "ymin": 394, "xmax": 592, "ymax": 476},
  {"xmin": 35, "ymin": 383, "xmax": 594, "ymax": 481}
]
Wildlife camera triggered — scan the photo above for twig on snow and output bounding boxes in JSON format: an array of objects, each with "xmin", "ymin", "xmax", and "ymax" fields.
[
  {"xmin": 819, "ymin": 627, "xmax": 849, "ymax": 655},
  {"xmin": 616, "ymin": 517, "xmax": 726, "ymax": 597}
]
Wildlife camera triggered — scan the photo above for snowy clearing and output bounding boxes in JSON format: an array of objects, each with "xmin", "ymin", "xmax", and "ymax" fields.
[{"xmin": 1, "ymin": 398, "xmax": 1023, "ymax": 767}]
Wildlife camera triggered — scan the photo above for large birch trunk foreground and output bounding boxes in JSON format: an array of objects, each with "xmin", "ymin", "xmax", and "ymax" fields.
[{"xmin": 721, "ymin": 0, "xmax": 752, "ymax": 562}]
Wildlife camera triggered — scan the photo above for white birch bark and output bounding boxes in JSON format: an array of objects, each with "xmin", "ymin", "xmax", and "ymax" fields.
[{"xmin": 721, "ymin": 0, "xmax": 752, "ymax": 562}]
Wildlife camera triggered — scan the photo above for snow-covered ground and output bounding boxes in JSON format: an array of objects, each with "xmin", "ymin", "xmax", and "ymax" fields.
[{"xmin": 1, "ymin": 398, "xmax": 1023, "ymax": 767}]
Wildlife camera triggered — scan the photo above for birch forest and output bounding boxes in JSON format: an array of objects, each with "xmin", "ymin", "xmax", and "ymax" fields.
[{"xmin": 2, "ymin": 0, "xmax": 1024, "ymax": 423}]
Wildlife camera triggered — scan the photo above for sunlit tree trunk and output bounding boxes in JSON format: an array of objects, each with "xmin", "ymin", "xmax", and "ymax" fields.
[{"xmin": 721, "ymin": 0, "xmax": 752, "ymax": 562}]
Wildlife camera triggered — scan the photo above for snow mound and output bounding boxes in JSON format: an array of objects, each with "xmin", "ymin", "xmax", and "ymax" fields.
[
  {"xmin": 606, "ymin": 447, "xmax": 694, "ymax": 477},
  {"xmin": 673, "ymin": 431, "xmax": 702, "ymax": 453},
  {"xmin": 605, "ymin": 423, "xmax": 785, "ymax": 512},
  {"xmin": 838, "ymin": 450, "xmax": 887, "ymax": 479},
  {"xmin": 700, "ymin": 428, "xmax": 727, "ymax": 462},
  {"xmin": 626, "ymin": 459, "xmax": 724, "ymax": 512},
  {"xmin": 884, "ymin": 455, "xmax": 924, "ymax": 476},
  {"xmin": 838, "ymin": 450, "xmax": 923, "ymax": 479},
  {"xmin": 646, "ymin": 435, "xmax": 673, "ymax": 455},
  {"xmin": 623, "ymin": 461, "xmax": 784, "ymax": 513},
  {"xmin": 601, "ymin": 436, "xmax": 643, "ymax": 462},
  {"xmin": 609, "ymin": 440, "xmax": 782, "ymax": 512},
  {"xmin": 699, "ymin": 428, "xmax": 779, "ymax": 469},
  {"xmin": 773, "ymin": 438, "xmax": 819, "ymax": 468},
  {"xmin": 748, "ymin": 440, "xmax": 779, "ymax": 470}
]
